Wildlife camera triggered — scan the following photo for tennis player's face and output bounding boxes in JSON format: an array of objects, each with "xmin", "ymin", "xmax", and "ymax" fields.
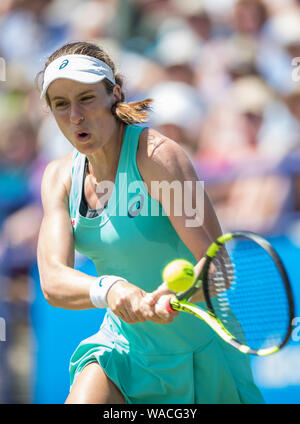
[{"xmin": 47, "ymin": 79, "xmax": 121, "ymax": 154}]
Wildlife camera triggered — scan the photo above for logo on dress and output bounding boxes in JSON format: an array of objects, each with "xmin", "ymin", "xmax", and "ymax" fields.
[
  {"xmin": 59, "ymin": 59, "xmax": 69, "ymax": 69},
  {"xmin": 127, "ymin": 194, "xmax": 144, "ymax": 218}
]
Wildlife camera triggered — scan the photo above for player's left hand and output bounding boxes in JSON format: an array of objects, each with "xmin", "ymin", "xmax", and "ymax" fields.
[{"xmin": 140, "ymin": 283, "xmax": 179, "ymax": 324}]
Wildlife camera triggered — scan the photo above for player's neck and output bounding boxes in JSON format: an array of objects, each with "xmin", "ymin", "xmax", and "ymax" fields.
[{"xmin": 87, "ymin": 122, "xmax": 125, "ymax": 183}]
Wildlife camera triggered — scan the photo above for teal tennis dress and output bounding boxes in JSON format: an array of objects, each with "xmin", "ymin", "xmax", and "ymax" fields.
[{"xmin": 68, "ymin": 125, "xmax": 265, "ymax": 404}]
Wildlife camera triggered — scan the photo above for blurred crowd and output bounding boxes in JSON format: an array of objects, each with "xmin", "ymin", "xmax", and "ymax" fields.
[{"xmin": 1, "ymin": 0, "xmax": 300, "ymax": 403}]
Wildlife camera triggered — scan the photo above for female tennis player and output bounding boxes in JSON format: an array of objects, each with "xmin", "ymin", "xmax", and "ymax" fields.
[{"xmin": 36, "ymin": 41, "xmax": 264, "ymax": 404}]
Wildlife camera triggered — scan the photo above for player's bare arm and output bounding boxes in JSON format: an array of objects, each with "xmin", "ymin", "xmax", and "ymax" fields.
[{"xmin": 37, "ymin": 153, "xmax": 99, "ymax": 310}]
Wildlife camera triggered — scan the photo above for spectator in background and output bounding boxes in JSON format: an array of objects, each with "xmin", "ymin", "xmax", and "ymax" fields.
[
  {"xmin": 285, "ymin": 84, "xmax": 300, "ymax": 125},
  {"xmin": 265, "ymin": 7, "xmax": 300, "ymax": 61},
  {"xmin": 232, "ymin": 0, "xmax": 268, "ymax": 37},
  {"xmin": 0, "ymin": 114, "xmax": 45, "ymax": 301},
  {"xmin": 117, "ymin": 0, "xmax": 178, "ymax": 53},
  {"xmin": 0, "ymin": 116, "xmax": 45, "ymax": 232},
  {"xmin": 224, "ymin": 0, "xmax": 270, "ymax": 83},
  {"xmin": 256, "ymin": 4, "xmax": 299, "ymax": 94},
  {"xmin": 282, "ymin": 84, "xmax": 300, "ymax": 218},
  {"xmin": 150, "ymin": 20, "xmax": 202, "ymax": 87},
  {"xmin": 66, "ymin": 0, "xmax": 118, "ymax": 43},
  {"xmin": 0, "ymin": 114, "xmax": 45, "ymax": 303},
  {"xmin": 0, "ymin": 0, "xmax": 68, "ymax": 82},
  {"xmin": 196, "ymin": 75, "xmax": 295, "ymax": 234},
  {"xmin": 0, "ymin": 115, "xmax": 46, "ymax": 403},
  {"xmin": 148, "ymin": 81, "xmax": 204, "ymax": 157},
  {"xmin": 196, "ymin": 76, "xmax": 275, "ymax": 164}
]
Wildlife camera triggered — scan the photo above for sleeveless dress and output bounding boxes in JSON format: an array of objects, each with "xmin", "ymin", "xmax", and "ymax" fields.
[{"xmin": 68, "ymin": 125, "xmax": 265, "ymax": 404}]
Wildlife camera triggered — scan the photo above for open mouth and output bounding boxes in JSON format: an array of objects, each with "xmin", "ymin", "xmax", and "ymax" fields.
[{"xmin": 76, "ymin": 131, "xmax": 91, "ymax": 142}]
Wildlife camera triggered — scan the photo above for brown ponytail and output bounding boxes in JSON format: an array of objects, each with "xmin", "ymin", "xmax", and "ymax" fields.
[
  {"xmin": 36, "ymin": 41, "xmax": 153, "ymax": 125},
  {"xmin": 111, "ymin": 99, "xmax": 153, "ymax": 125}
]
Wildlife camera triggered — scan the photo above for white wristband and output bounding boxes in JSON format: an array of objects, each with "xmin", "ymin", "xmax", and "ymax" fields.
[{"xmin": 89, "ymin": 275, "xmax": 127, "ymax": 308}]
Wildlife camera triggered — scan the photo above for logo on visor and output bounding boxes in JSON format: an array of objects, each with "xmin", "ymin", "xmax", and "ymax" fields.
[{"xmin": 59, "ymin": 59, "xmax": 69, "ymax": 70}]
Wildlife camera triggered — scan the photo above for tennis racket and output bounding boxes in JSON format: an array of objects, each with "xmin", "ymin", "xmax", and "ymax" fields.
[{"xmin": 158, "ymin": 231, "xmax": 295, "ymax": 356}]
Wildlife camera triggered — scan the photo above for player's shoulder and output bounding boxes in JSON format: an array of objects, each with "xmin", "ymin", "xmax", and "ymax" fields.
[
  {"xmin": 139, "ymin": 127, "xmax": 184, "ymax": 160},
  {"xmin": 139, "ymin": 127, "xmax": 194, "ymax": 181},
  {"xmin": 41, "ymin": 151, "xmax": 74, "ymax": 195}
]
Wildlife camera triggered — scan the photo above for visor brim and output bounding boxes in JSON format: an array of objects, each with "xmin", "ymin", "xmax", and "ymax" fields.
[{"xmin": 40, "ymin": 71, "xmax": 107, "ymax": 99}]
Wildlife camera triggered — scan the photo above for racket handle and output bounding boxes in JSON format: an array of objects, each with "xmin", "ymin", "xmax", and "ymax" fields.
[{"xmin": 157, "ymin": 295, "xmax": 177, "ymax": 314}]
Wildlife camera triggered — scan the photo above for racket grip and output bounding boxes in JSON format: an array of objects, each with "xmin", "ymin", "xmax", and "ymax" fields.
[{"xmin": 157, "ymin": 295, "xmax": 177, "ymax": 313}]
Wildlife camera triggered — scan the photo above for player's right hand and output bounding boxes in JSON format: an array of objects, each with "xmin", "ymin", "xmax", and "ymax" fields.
[
  {"xmin": 106, "ymin": 280, "xmax": 148, "ymax": 324},
  {"xmin": 106, "ymin": 280, "xmax": 178, "ymax": 325}
]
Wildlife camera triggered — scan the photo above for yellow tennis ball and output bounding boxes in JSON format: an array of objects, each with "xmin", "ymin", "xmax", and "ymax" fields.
[{"xmin": 163, "ymin": 259, "xmax": 195, "ymax": 292}]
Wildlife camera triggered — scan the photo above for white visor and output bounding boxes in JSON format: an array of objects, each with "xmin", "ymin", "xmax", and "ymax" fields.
[{"xmin": 40, "ymin": 54, "xmax": 116, "ymax": 99}]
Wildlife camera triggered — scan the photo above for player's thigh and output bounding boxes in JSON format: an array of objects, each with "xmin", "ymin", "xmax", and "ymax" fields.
[{"xmin": 65, "ymin": 361, "xmax": 125, "ymax": 404}]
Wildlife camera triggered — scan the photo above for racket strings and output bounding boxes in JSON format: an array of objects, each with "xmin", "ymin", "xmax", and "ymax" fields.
[{"xmin": 207, "ymin": 240, "xmax": 291, "ymax": 351}]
